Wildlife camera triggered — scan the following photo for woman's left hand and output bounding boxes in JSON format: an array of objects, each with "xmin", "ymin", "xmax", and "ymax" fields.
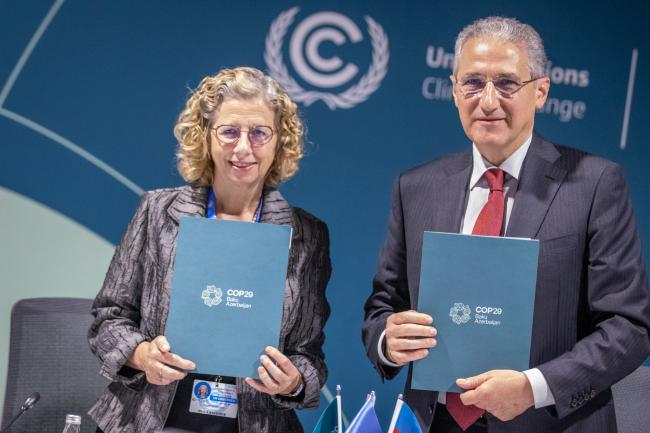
[{"xmin": 245, "ymin": 346, "xmax": 303, "ymax": 396}]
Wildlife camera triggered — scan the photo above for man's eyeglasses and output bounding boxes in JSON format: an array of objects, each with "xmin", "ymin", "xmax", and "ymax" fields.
[
  {"xmin": 212, "ymin": 125, "xmax": 275, "ymax": 147},
  {"xmin": 454, "ymin": 76, "xmax": 542, "ymax": 99}
]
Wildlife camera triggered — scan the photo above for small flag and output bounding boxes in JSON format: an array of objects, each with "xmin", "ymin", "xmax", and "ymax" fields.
[
  {"xmin": 312, "ymin": 385, "xmax": 343, "ymax": 433},
  {"xmin": 345, "ymin": 391, "xmax": 382, "ymax": 433},
  {"xmin": 387, "ymin": 394, "xmax": 423, "ymax": 433},
  {"xmin": 336, "ymin": 385, "xmax": 343, "ymax": 433}
]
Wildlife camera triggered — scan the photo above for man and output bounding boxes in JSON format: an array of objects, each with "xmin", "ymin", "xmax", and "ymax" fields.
[{"xmin": 363, "ymin": 16, "xmax": 650, "ymax": 433}]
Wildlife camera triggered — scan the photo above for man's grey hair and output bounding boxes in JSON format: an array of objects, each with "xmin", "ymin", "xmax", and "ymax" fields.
[{"xmin": 453, "ymin": 16, "xmax": 547, "ymax": 78}]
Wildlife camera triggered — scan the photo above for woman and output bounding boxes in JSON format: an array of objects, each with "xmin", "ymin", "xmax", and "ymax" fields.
[{"xmin": 88, "ymin": 67, "xmax": 331, "ymax": 433}]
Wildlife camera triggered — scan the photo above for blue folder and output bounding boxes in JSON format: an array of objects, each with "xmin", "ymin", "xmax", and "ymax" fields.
[
  {"xmin": 412, "ymin": 232, "xmax": 539, "ymax": 392},
  {"xmin": 165, "ymin": 217, "xmax": 292, "ymax": 377}
]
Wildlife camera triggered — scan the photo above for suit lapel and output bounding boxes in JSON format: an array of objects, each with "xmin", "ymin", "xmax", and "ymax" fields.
[
  {"xmin": 440, "ymin": 156, "xmax": 472, "ymax": 233},
  {"xmin": 434, "ymin": 152, "xmax": 472, "ymax": 233},
  {"xmin": 506, "ymin": 133, "xmax": 567, "ymax": 239},
  {"xmin": 166, "ymin": 185, "xmax": 208, "ymax": 223},
  {"xmin": 260, "ymin": 189, "xmax": 294, "ymax": 225}
]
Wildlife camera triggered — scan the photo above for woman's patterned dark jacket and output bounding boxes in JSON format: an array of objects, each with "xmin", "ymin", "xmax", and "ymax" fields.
[{"xmin": 88, "ymin": 185, "xmax": 331, "ymax": 433}]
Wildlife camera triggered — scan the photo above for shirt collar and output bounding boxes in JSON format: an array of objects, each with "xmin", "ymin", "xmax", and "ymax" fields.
[{"xmin": 469, "ymin": 134, "xmax": 533, "ymax": 189}]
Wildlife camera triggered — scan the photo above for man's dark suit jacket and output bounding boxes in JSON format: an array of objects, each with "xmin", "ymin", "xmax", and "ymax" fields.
[{"xmin": 363, "ymin": 133, "xmax": 650, "ymax": 433}]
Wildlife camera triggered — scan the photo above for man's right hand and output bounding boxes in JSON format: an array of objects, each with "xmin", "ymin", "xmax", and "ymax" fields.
[
  {"xmin": 385, "ymin": 310, "xmax": 437, "ymax": 365},
  {"xmin": 127, "ymin": 336, "xmax": 196, "ymax": 385}
]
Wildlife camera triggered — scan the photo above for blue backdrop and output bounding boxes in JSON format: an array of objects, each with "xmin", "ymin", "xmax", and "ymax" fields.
[{"xmin": 1, "ymin": 0, "xmax": 648, "ymax": 430}]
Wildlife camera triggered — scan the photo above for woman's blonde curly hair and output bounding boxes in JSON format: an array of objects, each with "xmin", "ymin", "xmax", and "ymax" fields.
[{"xmin": 174, "ymin": 67, "xmax": 304, "ymax": 187}]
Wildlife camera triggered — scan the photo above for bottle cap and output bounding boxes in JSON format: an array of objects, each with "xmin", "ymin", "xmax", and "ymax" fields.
[{"xmin": 65, "ymin": 414, "xmax": 81, "ymax": 424}]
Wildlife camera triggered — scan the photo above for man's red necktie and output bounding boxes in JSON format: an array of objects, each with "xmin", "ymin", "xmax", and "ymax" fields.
[{"xmin": 446, "ymin": 167, "xmax": 505, "ymax": 431}]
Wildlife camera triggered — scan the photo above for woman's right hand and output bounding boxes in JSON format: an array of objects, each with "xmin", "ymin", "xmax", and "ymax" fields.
[{"xmin": 127, "ymin": 336, "xmax": 196, "ymax": 385}]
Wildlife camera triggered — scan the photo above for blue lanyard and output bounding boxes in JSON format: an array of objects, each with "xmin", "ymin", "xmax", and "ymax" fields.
[{"xmin": 206, "ymin": 187, "xmax": 264, "ymax": 223}]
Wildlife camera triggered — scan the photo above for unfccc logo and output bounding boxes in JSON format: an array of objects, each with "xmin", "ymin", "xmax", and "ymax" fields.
[{"xmin": 265, "ymin": 7, "xmax": 389, "ymax": 109}]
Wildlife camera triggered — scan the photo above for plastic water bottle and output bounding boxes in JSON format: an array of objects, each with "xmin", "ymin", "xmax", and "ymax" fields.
[{"xmin": 62, "ymin": 414, "xmax": 81, "ymax": 433}]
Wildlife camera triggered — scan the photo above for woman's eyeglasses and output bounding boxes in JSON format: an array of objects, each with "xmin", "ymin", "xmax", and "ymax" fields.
[{"xmin": 212, "ymin": 125, "xmax": 275, "ymax": 147}]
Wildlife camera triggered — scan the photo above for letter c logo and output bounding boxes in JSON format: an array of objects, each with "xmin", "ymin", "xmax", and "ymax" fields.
[{"xmin": 289, "ymin": 12, "xmax": 362, "ymax": 88}]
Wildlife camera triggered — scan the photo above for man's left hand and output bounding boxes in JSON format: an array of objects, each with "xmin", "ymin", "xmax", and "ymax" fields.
[{"xmin": 457, "ymin": 370, "xmax": 534, "ymax": 421}]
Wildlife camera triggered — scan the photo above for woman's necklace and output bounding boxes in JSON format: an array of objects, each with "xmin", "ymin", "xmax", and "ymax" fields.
[{"xmin": 251, "ymin": 199, "xmax": 262, "ymax": 222}]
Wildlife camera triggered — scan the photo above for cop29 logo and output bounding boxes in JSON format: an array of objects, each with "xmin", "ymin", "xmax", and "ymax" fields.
[
  {"xmin": 449, "ymin": 302, "xmax": 472, "ymax": 325},
  {"xmin": 265, "ymin": 7, "xmax": 389, "ymax": 110},
  {"xmin": 201, "ymin": 285, "xmax": 223, "ymax": 307}
]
